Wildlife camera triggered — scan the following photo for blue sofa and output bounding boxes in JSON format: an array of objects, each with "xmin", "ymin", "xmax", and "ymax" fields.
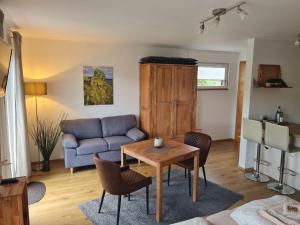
[{"xmin": 60, "ymin": 115, "xmax": 145, "ymax": 173}]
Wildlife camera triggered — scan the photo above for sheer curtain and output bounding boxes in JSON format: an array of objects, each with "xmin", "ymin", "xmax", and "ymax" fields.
[
  {"xmin": 0, "ymin": 9, "xmax": 11, "ymax": 178},
  {"xmin": 3, "ymin": 31, "xmax": 31, "ymax": 178}
]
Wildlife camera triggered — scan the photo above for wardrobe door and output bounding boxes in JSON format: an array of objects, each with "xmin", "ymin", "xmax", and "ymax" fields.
[
  {"xmin": 173, "ymin": 65, "xmax": 197, "ymax": 137},
  {"xmin": 153, "ymin": 65, "xmax": 175, "ymax": 137},
  {"xmin": 140, "ymin": 64, "xmax": 153, "ymax": 137}
]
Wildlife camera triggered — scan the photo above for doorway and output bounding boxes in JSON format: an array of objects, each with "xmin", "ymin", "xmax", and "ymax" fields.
[{"xmin": 235, "ymin": 61, "xmax": 246, "ymax": 142}]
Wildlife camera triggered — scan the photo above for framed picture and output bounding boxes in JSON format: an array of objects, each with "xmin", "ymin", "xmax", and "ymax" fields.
[{"xmin": 83, "ymin": 66, "xmax": 113, "ymax": 105}]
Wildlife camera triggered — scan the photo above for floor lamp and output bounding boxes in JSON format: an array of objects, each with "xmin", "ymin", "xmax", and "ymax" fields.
[{"xmin": 24, "ymin": 82, "xmax": 47, "ymax": 171}]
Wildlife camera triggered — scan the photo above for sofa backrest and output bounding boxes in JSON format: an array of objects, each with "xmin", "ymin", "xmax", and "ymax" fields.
[
  {"xmin": 101, "ymin": 115, "xmax": 137, "ymax": 137},
  {"xmin": 60, "ymin": 118, "xmax": 102, "ymax": 140}
]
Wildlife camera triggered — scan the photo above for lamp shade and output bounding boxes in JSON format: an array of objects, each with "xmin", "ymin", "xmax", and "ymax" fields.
[{"xmin": 24, "ymin": 82, "xmax": 47, "ymax": 95}]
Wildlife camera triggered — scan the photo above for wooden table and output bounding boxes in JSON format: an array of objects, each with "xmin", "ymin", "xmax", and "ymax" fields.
[
  {"xmin": 121, "ymin": 139, "xmax": 200, "ymax": 223},
  {"xmin": 0, "ymin": 177, "xmax": 29, "ymax": 225}
]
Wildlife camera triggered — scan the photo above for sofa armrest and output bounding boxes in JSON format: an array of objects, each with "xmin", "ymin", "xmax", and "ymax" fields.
[
  {"xmin": 126, "ymin": 128, "xmax": 145, "ymax": 141},
  {"xmin": 62, "ymin": 134, "xmax": 78, "ymax": 148}
]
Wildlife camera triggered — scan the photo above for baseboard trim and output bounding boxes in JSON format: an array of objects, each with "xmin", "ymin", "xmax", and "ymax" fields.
[
  {"xmin": 31, "ymin": 159, "xmax": 64, "ymax": 165},
  {"xmin": 238, "ymin": 167, "xmax": 254, "ymax": 173},
  {"xmin": 212, "ymin": 138, "xmax": 234, "ymax": 142}
]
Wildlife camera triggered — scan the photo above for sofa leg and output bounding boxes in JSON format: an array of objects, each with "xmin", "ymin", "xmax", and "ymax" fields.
[{"xmin": 70, "ymin": 168, "xmax": 74, "ymax": 174}]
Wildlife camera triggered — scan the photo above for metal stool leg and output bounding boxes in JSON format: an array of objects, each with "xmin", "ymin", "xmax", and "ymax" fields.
[
  {"xmin": 245, "ymin": 143, "xmax": 270, "ymax": 183},
  {"xmin": 267, "ymin": 151, "xmax": 295, "ymax": 195}
]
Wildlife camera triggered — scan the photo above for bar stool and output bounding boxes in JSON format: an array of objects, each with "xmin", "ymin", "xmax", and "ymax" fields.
[
  {"xmin": 242, "ymin": 118, "xmax": 270, "ymax": 182},
  {"xmin": 265, "ymin": 122, "xmax": 299, "ymax": 195}
]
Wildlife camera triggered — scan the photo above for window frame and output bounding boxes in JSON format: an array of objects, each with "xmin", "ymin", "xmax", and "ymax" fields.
[{"xmin": 197, "ymin": 62, "xmax": 229, "ymax": 90}]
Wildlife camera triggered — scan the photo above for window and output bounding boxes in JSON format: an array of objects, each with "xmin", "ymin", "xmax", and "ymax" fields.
[{"xmin": 197, "ymin": 63, "xmax": 229, "ymax": 90}]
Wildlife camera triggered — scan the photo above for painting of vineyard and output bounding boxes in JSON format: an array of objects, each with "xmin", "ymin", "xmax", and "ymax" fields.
[{"xmin": 83, "ymin": 66, "xmax": 113, "ymax": 105}]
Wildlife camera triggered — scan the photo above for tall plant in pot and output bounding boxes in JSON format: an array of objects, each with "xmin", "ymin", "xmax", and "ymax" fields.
[{"xmin": 30, "ymin": 114, "xmax": 67, "ymax": 172}]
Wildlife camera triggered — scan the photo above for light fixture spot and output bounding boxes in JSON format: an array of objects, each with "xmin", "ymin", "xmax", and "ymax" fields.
[
  {"xmin": 199, "ymin": 23, "xmax": 205, "ymax": 34},
  {"xmin": 237, "ymin": 6, "xmax": 248, "ymax": 20},
  {"xmin": 214, "ymin": 16, "xmax": 221, "ymax": 26},
  {"xmin": 212, "ymin": 8, "xmax": 227, "ymax": 16},
  {"xmin": 295, "ymin": 35, "xmax": 300, "ymax": 46}
]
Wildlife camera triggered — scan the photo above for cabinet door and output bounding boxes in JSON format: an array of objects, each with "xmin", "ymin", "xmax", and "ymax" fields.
[
  {"xmin": 173, "ymin": 65, "xmax": 197, "ymax": 137},
  {"xmin": 153, "ymin": 65, "xmax": 174, "ymax": 137},
  {"xmin": 140, "ymin": 64, "xmax": 153, "ymax": 137}
]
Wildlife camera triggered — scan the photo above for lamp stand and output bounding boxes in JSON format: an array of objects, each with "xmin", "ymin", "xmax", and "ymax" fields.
[{"xmin": 32, "ymin": 96, "xmax": 42, "ymax": 171}]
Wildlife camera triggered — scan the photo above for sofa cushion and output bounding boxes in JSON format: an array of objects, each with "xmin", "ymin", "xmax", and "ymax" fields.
[
  {"xmin": 101, "ymin": 115, "xmax": 137, "ymax": 137},
  {"xmin": 77, "ymin": 138, "xmax": 107, "ymax": 155},
  {"xmin": 104, "ymin": 136, "xmax": 134, "ymax": 151},
  {"xmin": 126, "ymin": 127, "xmax": 145, "ymax": 141},
  {"xmin": 60, "ymin": 118, "xmax": 102, "ymax": 139}
]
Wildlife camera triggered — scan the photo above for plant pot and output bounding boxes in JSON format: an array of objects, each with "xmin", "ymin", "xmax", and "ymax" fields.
[{"xmin": 42, "ymin": 160, "xmax": 50, "ymax": 172}]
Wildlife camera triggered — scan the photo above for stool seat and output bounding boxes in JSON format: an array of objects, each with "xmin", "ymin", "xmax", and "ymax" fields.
[
  {"xmin": 265, "ymin": 122, "xmax": 298, "ymax": 195},
  {"xmin": 242, "ymin": 118, "xmax": 270, "ymax": 183}
]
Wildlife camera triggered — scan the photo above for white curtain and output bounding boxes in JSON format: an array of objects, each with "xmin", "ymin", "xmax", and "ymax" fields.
[
  {"xmin": 0, "ymin": 98, "xmax": 10, "ymax": 178},
  {"xmin": 0, "ymin": 9, "xmax": 11, "ymax": 178},
  {"xmin": 4, "ymin": 31, "xmax": 31, "ymax": 178}
]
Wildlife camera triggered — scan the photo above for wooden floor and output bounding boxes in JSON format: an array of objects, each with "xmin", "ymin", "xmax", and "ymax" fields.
[{"xmin": 29, "ymin": 140, "xmax": 300, "ymax": 225}]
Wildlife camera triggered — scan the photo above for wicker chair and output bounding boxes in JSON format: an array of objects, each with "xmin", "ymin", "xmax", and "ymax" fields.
[
  {"xmin": 167, "ymin": 132, "xmax": 212, "ymax": 196},
  {"xmin": 93, "ymin": 154, "xmax": 152, "ymax": 225}
]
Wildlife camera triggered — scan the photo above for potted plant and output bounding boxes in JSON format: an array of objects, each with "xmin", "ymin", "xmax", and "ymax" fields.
[{"xmin": 30, "ymin": 114, "xmax": 67, "ymax": 172}]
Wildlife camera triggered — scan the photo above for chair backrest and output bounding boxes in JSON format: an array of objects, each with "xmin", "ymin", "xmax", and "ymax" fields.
[
  {"xmin": 184, "ymin": 132, "xmax": 212, "ymax": 167},
  {"xmin": 93, "ymin": 154, "xmax": 122, "ymax": 195},
  {"xmin": 264, "ymin": 122, "xmax": 290, "ymax": 152},
  {"xmin": 242, "ymin": 118, "xmax": 263, "ymax": 144}
]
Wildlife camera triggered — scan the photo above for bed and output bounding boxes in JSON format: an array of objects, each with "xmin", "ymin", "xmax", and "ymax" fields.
[{"xmin": 172, "ymin": 195, "xmax": 299, "ymax": 225}]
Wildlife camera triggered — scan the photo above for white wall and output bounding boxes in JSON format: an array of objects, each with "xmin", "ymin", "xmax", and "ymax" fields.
[
  {"xmin": 239, "ymin": 39, "xmax": 257, "ymax": 168},
  {"xmin": 188, "ymin": 50, "xmax": 239, "ymax": 140},
  {"xmin": 22, "ymin": 37, "xmax": 239, "ymax": 161},
  {"xmin": 239, "ymin": 38, "xmax": 300, "ymax": 189}
]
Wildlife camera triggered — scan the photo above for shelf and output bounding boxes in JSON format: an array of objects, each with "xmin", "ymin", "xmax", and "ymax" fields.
[{"xmin": 255, "ymin": 86, "xmax": 293, "ymax": 89}]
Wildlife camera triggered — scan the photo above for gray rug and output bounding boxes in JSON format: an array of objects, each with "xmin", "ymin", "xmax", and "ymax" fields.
[
  {"xmin": 27, "ymin": 181, "xmax": 46, "ymax": 205},
  {"xmin": 79, "ymin": 169, "xmax": 243, "ymax": 225}
]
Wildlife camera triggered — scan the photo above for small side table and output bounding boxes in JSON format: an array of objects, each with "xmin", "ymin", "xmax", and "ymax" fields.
[{"xmin": 0, "ymin": 177, "xmax": 29, "ymax": 225}]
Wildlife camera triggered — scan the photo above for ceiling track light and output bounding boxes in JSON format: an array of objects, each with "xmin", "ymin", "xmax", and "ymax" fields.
[
  {"xmin": 199, "ymin": 1, "xmax": 248, "ymax": 34},
  {"xmin": 295, "ymin": 34, "xmax": 300, "ymax": 46}
]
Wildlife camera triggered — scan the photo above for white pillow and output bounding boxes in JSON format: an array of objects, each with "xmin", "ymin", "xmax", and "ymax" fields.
[
  {"xmin": 171, "ymin": 217, "xmax": 212, "ymax": 225},
  {"xmin": 231, "ymin": 195, "xmax": 292, "ymax": 225}
]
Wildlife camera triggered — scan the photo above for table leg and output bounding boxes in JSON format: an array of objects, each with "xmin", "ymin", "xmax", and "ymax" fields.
[
  {"xmin": 193, "ymin": 151, "xmax": 200, "ymax": 202},
  {"xmin": 156, "ymin": 165, "xmax": 163, "ymax": 222},
  {"xmin": 121, "ymin": 147, "xmax": 126, "ymax": 167}
]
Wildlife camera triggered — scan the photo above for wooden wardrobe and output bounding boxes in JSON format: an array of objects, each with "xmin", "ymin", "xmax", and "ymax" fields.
[{"xmin": 140, "ymin": 63, "xmax": 197, "ymax": 139}]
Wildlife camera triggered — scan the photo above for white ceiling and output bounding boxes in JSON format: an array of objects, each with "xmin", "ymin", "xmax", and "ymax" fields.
[{"xmin": 1, "ymin": 0, "xmax": 300, "ymax": 52}]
